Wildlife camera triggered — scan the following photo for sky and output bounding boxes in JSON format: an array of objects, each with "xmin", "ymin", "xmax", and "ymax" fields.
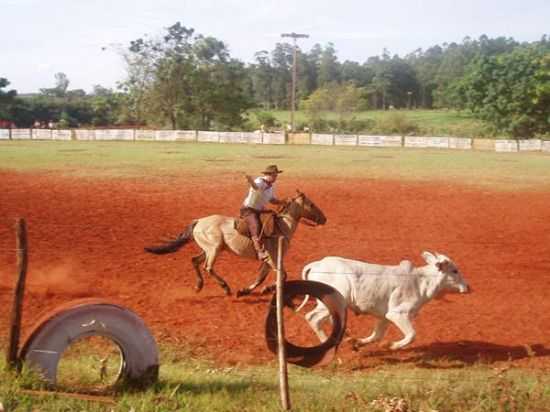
[{"xmin": 1, "ymin": 0, "xmax": 549, "ymax": 94}]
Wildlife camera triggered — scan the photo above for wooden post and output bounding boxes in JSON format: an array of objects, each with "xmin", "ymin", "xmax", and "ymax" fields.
[
  {"xmin": 6, "ymin": 218, "xmax": 28, "ymax": 369},
  {"xmin": 276, "ymin": 236, "xmax": 290, "ymax": 410}
]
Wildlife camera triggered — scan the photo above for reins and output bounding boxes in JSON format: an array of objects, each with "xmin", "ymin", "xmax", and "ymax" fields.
[
  {"xmin": 300, "ymin": 219, "xmax": 318, "ymax": 227},
  {"xmin": 266, "ymin": 191, "xmax": 323, "ymax": 239}
]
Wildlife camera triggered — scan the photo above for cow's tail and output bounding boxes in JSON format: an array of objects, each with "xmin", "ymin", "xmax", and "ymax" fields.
[
  {"xmin": 144, "ymin": 220, "xmax": 198, "ymax": 255},
  {"xmin": 294, "ymin": 263, "xmax": 314, "ymax": 313}
]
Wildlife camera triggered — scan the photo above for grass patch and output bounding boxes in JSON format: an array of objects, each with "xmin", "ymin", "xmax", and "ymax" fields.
[
  {"xmin": 263, "ymin": 109, "xmax": 489, "ymax": 138},
  {"xmin": 1, "ymin": 347, "xmax": 549, "ymax": 411},
  {"xmin": 1, "ymin": 140, "xmax": 550, "ymax": 190}
]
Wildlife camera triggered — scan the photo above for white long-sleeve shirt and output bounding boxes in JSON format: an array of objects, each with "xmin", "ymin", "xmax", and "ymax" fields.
[{"xmin": 242, "ymin": 177, "xmax": 275, "ymax": 211}]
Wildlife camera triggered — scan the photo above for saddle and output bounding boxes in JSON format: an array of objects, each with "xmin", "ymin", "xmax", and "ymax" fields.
[{"xmin": 235, "ymin": 212, "xmax": 277, "ymax": 239}]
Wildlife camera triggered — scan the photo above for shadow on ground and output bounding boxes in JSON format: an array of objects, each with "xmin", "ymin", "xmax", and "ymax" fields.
[{"xmin": 351, "ymin": 340, "xmax": 550, "ymax": 369}]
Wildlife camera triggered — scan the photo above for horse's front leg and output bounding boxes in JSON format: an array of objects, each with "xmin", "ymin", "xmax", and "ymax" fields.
[
  {"xmin": 236, "ymin": 262, "xmax": 271, "ymax": 297},
  {"xmin": 260, "ymin": 269, "xmax": 286, "ymax": 295}
]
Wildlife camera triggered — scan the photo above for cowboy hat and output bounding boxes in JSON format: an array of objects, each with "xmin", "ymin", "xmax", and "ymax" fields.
[{"xmin": 262, "ymin": 165, "xmax": 283, "ymax": 175}]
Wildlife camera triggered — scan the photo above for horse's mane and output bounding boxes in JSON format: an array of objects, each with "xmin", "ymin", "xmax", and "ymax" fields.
[{"xmin": 275, "ymin": 196, "xmax": 299, "ymax": 219}]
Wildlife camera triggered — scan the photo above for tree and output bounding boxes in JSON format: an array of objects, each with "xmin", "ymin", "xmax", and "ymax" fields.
[
  {"xmin": 433, "ymin": 35, "xmax": 518, "ymax": 108},
  {"xmin": 191, "ymin": 59, "xmax": 252, "ymax": 130},
  {"xmin": 306, "ymin": 43, "xmax": 323, "ymax": 90},
  {"xmin": 302, "ymin": 82, "xmax": 364, "ymax": 129},
  {"xmin": 121, "ymin": 22, "xmax": 252, "ymax": 129},
  {"xmin": 334, "ymin": 83, "xmax": 365, "ymax": 121},
  {"xmin": 301, "ymin": 86, "xmax": 331, "ymax": 126},
  {"xmin": 296, "ymin": 48, "xmax": 316, "ymax": 101},
  {"xmin": 406, "ymin": 46, "xmax": 443, "ymax": 108},
  {"xmin": 366, "ymin": 53, "xmax": 391, "ymax": 109},
  {"xmin": 458, "ymin": 43, "xmax": 550, "ymax": 137},
  {"xmin": 385, "ymin": 56, "xmax": 419, "ymax": 109},
  {"xmin": 55, "ymin": 72, "xmax": 70, "ymax": 96},
  {"xmin": 120, "ymin": 22, "xmax": 195, "ymax": 126},
  {"xmin": 270, "ymin": 42, "xmax": 293, "ymax": 109},
  {"xmin": 0, "ymin": 78, "xmax": 18, "ymax": 121},
  {"xmin": 40, "ymin": 72, "xmax": 70, "ymax": 97},
  {"xmin": 89, "ymin": 86, "xmax": 122, "ymax": 126},
  {"xmin": 318, "ymin": 43, "xmax": 340, "ymax": 86},
  {"xmin": 340, "ymin": 60, "xmax": 374, "ymax": 87},
  {"xmin": 250, "ymin": 50, "xmax": 274, "ymax": 109}
]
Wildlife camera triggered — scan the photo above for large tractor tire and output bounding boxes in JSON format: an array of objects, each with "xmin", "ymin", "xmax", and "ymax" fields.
[{"xmin": 19, "ymin": 298, "xmax": 159, "ymax": 387}]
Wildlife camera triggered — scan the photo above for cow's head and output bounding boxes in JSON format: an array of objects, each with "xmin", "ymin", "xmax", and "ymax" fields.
[{"xmin": 421, "ymin": 251, "xmax": 470, "ymax": 294}]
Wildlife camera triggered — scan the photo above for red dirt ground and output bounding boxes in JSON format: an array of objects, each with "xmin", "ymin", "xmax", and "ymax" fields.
[{"xmin": 1, "ymin": 170, "xmax": 549, "ymax": 371}]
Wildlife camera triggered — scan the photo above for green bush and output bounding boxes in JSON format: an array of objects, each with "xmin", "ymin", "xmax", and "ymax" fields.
[
  {"xmin": 254, "ymin": 111, "xmax": 280, "ymax": 129},
  {"xmin": 342, "ymin": 118, "xmax": 376, "ymax": 133},
  {"xmin": 372, "ymin": 112, "xmax": 419, "ymax": 135}
]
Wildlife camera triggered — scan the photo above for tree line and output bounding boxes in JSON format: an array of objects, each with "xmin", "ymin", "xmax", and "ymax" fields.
[{"xmin": 1, "ymin": 23, "xmax": 548, "ymax": 137}]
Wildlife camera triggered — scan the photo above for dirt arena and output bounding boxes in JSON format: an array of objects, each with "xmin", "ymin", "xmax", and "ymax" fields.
[{"xmin": 1, "ymin": 170, "xmax": 549, "ymax": 370}]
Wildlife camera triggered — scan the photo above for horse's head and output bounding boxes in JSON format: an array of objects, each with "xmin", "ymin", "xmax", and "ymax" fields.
[{"xmin": 290, "ymin": 190, "xmax": 327, "ymax": 226}]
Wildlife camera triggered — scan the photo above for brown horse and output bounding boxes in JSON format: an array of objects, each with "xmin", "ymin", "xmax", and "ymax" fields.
[{"xmin": 145, "ymin": 191, "xmax": 326, "ymax": 296}]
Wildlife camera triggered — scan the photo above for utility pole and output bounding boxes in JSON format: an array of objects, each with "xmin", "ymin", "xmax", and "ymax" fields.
[{"xmin": 281, "ymin": 32, "xmax": 309, "ymax": 132}]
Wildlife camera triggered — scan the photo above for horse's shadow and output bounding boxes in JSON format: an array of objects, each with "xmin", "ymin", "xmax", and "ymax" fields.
[
  {"xmin": 231, "ymin": 295, "xmax": 271, "ymax": 305},
  {"xmin": 181, "ymin": 293, "xmax": 270, "ymax": 306},
  {"xmin": 354, "ymin": 341, "xmax": 550, "ymax": 369}
]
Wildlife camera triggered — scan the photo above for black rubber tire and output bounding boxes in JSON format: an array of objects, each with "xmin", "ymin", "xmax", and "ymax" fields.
[
  {"xmin": 265, "ymin": 280, "xmax": 347, "ymax": 367},
  {"xmin": 19, "ymin": 299, "xmax": 159, "ymax": 387}
]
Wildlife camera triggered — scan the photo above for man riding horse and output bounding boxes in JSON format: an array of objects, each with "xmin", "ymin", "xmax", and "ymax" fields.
[
  {"xmin": 145, "ymin": 166, "xmax": 327, "ymax": 296},
  {"xmin": 241, "ymin": 164, "xmax": 287, "ymax": 262}
]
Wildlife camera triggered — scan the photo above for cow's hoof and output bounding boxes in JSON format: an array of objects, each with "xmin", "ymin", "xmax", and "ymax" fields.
[
  {"xmin": 223, "ymin": 287, "xmax": 232, "ymax": 296},
  {"xmin": 345, "ymin": 337, "xmax": 357, "ymax": 350},
  {"xmin": 195, "ymin": 284, "xmax": 203, "ymax": 293}
]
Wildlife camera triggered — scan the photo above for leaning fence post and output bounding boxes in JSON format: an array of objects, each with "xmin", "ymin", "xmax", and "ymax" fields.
[
  {"xmin": 276, "ymin": 235, "xmax": 291, "ymax": 410},
  {"xmin": 6, "ymin": 218, "xmax": 28, "ymax": 370}
]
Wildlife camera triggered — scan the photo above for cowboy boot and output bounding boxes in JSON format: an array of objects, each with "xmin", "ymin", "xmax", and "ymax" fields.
[{"xmin": 252, "ymin": 236, "xmax": 269, "ymax": 261}]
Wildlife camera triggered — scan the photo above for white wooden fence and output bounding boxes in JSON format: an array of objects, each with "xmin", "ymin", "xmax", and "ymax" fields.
[{"xmin": 0, "ymin": 128, "xmax": 548, "ymax": 153}]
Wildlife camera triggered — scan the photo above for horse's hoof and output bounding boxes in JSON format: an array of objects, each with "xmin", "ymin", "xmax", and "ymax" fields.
[
  {"xmin": 195, "ymin": 285, "xmax": 203, "ymax": 293},
  {"xmin": 261, "ymin": 285, "xmax": 276, "ymax": 295},
  {"xmin": 224, "ymin": 288, "xmax": 232, "ymax": 296},
  {"xmin": 236, "ymin": 289, "xmax": 249, "ymax": 298}
]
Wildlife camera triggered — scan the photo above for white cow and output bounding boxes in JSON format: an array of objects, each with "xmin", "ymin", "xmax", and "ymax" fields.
[{"xmin": 297, "ymin": 251, "xmax": 470, "ymax": 350}]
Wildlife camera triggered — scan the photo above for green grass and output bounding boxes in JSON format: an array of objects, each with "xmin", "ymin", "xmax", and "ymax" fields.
[
  {"xmin": 1, "ymin": 140, "xmax": 549, "ymax": 190},
  {"xmin": 1, "ymin": 142, "xmax": 550, "ymax": 410},
  {"xmin": 268, "ymin": 108, "xmax": 472, "ymax": 124},
  {"xmin": 1, "ymin": 347, "xmax": 549, "ymax": 412},
  {"xmin": 262, "ymin": 109, "xmax": 489, "ymax": 137}
]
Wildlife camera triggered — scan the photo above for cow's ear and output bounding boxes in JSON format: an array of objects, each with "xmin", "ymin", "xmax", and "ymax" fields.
[
  {"xmin": 436, "ymin": 260, "xmax": 450, "ymax": 273},
  {"xmin": 421, "ymin": 251, "xmax": 437, "ymax": 265}
]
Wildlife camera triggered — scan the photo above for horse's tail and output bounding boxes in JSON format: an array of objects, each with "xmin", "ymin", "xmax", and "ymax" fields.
[
  {"xmin": 144, "ymin": 220, "xmax": 198, "ymax": 255},
  {"xmin": 294, "ymin": 264, "xmax": 314, "ymax": 313}
]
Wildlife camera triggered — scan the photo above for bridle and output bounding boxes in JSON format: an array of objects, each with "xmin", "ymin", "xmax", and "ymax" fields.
[{"xmin": 281, "ymin": 191, "xmax": 322, "ymax": 227}]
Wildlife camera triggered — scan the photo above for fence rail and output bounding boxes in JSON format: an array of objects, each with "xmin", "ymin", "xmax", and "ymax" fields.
[{"xmin": 1, "ymin": 128, "xmax": 549, "ymax": 153}]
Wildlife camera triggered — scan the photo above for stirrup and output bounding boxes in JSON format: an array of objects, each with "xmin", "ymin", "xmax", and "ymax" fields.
[{"xmin": 257, "ymin": 249, "xmax": 270, "ymax": 261}]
